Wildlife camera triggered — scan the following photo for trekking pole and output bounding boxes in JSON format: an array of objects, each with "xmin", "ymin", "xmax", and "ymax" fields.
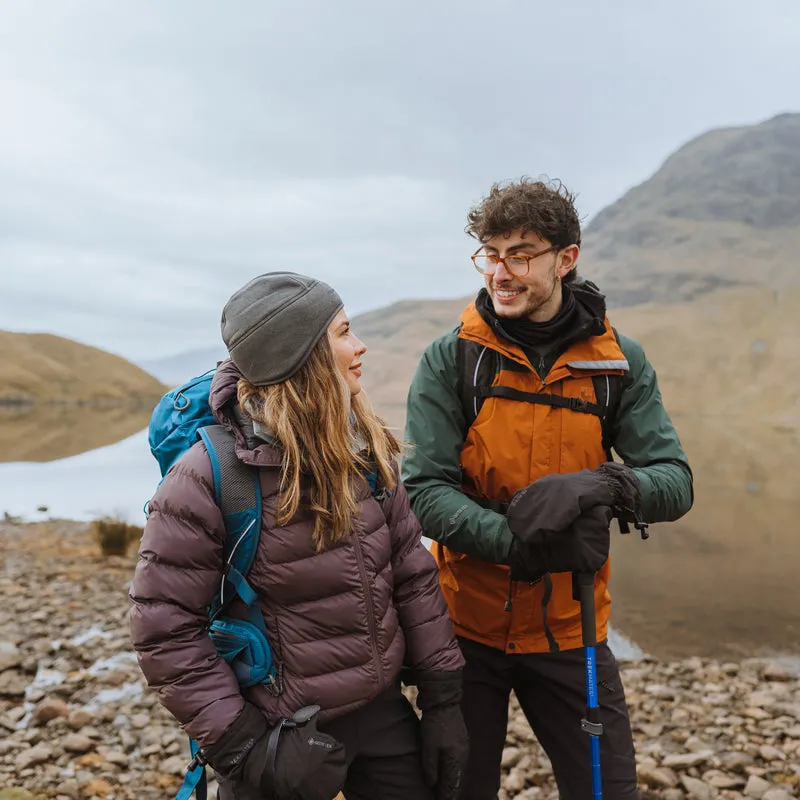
[{"xmin": 573, "ymin": 571, "xmax": 603, "ymax": 800}]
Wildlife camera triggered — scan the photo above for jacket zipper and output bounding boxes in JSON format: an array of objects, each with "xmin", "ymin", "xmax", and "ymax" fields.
[
  {"xmin": 502, "ymin": 353, "xmax": 553, "ymax": 620},
  {"xmin": 352, "ymin": 534, "xmax": 383, "ymax": 687}
]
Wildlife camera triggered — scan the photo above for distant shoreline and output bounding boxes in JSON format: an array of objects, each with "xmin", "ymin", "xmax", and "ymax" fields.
[{"xmin": 0, "ymin": 397, "xmax": 161, "ymax": 408}]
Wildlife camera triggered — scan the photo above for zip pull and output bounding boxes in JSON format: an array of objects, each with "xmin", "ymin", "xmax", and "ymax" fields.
[
  {"xmin": 633, "ymin": 509, "xmax": 650, "ymax": 540},
  {"xmin": 504, "ymin": 574, "xmax": 514, "ymax": 613}
]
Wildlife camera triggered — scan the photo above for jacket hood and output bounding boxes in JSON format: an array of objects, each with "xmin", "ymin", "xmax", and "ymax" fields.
[
  {"xmin": 570, "ymin": 278, "xmax": 609, "ymax": 322},
  {"xmin": 208, "ymin": 359, "xmax": 282, "ymax": 468}
]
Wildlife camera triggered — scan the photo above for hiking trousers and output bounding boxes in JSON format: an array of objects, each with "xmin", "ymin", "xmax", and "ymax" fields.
[
  {"xmin": 217, "ymin": 683, "xmax": 435, "ymax": 800},
  {"xmin": 457, "ymin": 636, "xmax": 639, "ymax": 800}
]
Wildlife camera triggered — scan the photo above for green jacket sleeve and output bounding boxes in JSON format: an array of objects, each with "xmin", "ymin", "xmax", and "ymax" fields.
[
  {"xmin": 613, "ymin": 334, "xmax": 694, "ymax": 522},
  {"xmin": 401, "ymin": 331, "xmax": 514, "ymax": 565}
]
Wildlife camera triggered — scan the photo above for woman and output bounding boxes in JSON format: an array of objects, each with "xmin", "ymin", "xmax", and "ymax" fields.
[{"xmin": 130, "ymin": 272, "xmax": 468, "ymax": 800}]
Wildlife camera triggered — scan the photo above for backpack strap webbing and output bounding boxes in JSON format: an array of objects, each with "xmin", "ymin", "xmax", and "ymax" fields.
[
  {"xmin": 197, "ymin": 424, "xmax": 263, "ymax": 612},
  {"xmin": 457, "ymin": 334, "xmax": 499, "ymax": 429},
  {"xmin": 475, "ymin": 385, "xmax": 607, "ymax": 417},
  {"xmin": 179, "ymin": 426, "xmax": 269, "ymax": 800},
  {"xmin": 198, "ymin": 425, "xmax": 258, "ymax": 517},
  {"xmin": 590, "ymin": 327, "xmax": 624, "ymax": 461},
  {"xmin": 457, "ymin": 336, "xmax": 624, "ymax": 452}
]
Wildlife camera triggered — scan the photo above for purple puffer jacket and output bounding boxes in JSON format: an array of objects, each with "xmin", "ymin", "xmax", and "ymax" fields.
[{"xmin": 129, "ymin": 361, "xmax": 463, "ymax": 747}]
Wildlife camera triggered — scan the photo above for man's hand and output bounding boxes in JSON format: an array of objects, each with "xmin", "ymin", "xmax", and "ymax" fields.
[
  {"xmin": 506, "ymin": 465, "xmax": 640, "ymax": 544},
  {"xmin": 507, "ymin": 504, "xmax": 614, "ymax": 577}
]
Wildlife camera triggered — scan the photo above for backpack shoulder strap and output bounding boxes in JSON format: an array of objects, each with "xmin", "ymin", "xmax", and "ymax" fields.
[
  {"xmin": 456, "ymin": 334, "xmax": 500, "ymax": 430},
  {"xmin": 591, "ymin": 327, "xmax": 624, "ymax": 460},
  {"xmin": 457, "ymin": 329, "xmax": 624, "ymax": 455},
  {"xmin": 197, "ymin": 425, "xmax": 263, "ymax": 607},
  {"xmin": 198, "ymin": 425, "xmax": 260, "ymax": 519}
]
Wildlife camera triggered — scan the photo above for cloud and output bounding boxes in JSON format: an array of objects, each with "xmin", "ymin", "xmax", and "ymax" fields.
[{"xmin": 1, "ymin": 0, "xmax": 798, "ymax": 359}]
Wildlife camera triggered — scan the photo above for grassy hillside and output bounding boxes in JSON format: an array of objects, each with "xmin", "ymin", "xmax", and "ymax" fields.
[{"xmin": 0, "ymin": 331, "xmax": 166, "ymax": 406}]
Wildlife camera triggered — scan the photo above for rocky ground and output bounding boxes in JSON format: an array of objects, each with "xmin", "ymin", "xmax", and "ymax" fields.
[{"xmin": 1, "ymin": 520, "xmax": 798, "ymax": 800}]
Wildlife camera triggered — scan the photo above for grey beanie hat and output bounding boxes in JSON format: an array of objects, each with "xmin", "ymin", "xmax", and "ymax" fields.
[{"xmin": 221, "ymin": 271, "xmax": 344, "ymax": 386}]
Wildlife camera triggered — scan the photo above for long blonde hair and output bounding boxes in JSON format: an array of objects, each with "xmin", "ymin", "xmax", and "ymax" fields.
[{"xmin": 237, "ymin": 335, "xmax": 401, "ymax": 551}]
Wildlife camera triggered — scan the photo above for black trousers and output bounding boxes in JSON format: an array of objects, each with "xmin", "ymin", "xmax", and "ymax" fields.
[
  {"xmin": 217, "ymin": 683, "xmax": 435, "ymax": 800},
  {"xmin": 458, "ymin": 637, "xmax": 639, "ymax": 800}
]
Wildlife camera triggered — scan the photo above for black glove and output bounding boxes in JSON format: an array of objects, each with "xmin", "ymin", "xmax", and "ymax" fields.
[
  {"xmin": 536, "ymin": 504, "xmax": 613, "ymax": 574},
  {"xmin": 507, "ymin": 538, "xmax": 546, "ymax": 583},
  {"xmin": 594, "ymin": 462, "xmax": 642, "ymax": 521},
  {"xmin": 416, "ymin": 670, "xmax": 470, "ymax": 800},
  {"xmin": 506, "ymin": 464, "xmax": 640, "ymax": 544},
  {"xmin": 203, "ymin": 703, "xmax": 347, "ymax": 800}
]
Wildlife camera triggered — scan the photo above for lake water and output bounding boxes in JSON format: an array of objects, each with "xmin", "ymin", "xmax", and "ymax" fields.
[{"xmin": 1, "ymin": 410, "xmax": 798, "ymax": 664}]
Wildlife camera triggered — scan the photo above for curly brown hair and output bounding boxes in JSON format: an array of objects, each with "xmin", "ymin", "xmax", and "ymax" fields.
[{"xmin": 466, "ymin": 178, "xmax": 582, "ymax": 282}]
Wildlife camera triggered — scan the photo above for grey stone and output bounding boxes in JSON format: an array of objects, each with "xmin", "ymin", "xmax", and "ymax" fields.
[
  {"xmin": 61, "ymin": 733, "xmax": 93, "ymax": 753},
  {"xmin": 67, "ymin": 708, "xmax": 95, "ymax": 730},
  {"xmin": 680, "ymin": 775, "xmax": 717, "ymax": 800},
  {"xmin": 14, "ymin": 743, "xmax": 54, "ymax": 770},
  {"xmin": 703, "ymin": 770, "xmax": 746, "ymax": 789},
  {"xmin": 0, "ymin": 642, "xmax": 23, "ymax": 672},
  {"xmin": 662, "ymin": 750, "xmax": 716, "ymax": 768},
  {"xmin": 638, "ymin": 764, "xmax": 680, "ymax": 788},
  {"xmin": 761, "ymin": 790, "xmax": 792, "ymax": 800},
  {"xmin": 33, "ymin": 697, "xmax": 69, "ymax": 723},
  {"xmin": 160, "ymin": 755, "xmax": 189, "ymax": 776},
  {"xmin": 719, "ymin": 751, "xmax": 756, "ymax": 773},
  {"xmin": 762, "ymin": 663, "xmax": 794, "ymax": 682},
  {"xmin": 744, "ymin": 775, "xmax": 772, "ymax": 799},
  {"xmin": 0, "ymin": 670, "xmax": 27, "ymax": 697},
  {"xmin": 757, "ymin": 745, "xmax": 784, "ymax": 762}
]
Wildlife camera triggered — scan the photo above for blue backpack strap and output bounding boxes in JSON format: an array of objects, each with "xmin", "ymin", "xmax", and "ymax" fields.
[
  {"xmin": 176, "ymin": 426, "xmax": 271, "ymax": 800},
  {"xmin": 197, "ymin": 425, "xmax": 262, "ymax": 583},
  {"xmin": 197, "ymin": 424, "xmax": 268, "ymax": 635},
  {"xmin": 176, "ymin": 740, "xmax": 207, "ymax": 800}
]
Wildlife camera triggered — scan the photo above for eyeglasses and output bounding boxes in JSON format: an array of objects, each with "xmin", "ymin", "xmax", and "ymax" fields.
[{"xmin": 471, "ymin": 244, "xmax": 561, "ymax": 277}]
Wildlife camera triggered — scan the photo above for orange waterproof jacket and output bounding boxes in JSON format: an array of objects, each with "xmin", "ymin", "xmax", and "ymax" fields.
[
  {"xmin": 428, "ymin": 301, "xmax": 629, "ymax": 653},
  {"xmin": 403, "ymin": 286, "xmax": 693, "ymax": 655}
]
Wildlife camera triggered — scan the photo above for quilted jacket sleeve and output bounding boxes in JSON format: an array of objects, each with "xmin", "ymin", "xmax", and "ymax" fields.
[
  {"xmin": 382, "ymin": 467, "xmax": 464, "ymax": 676},
  {"xmin": 129, "ymin": 441, "xmax": 244, "ymax": 747}
]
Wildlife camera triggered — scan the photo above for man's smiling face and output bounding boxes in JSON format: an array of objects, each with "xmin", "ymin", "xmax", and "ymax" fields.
[{"xmin": 480, "ymin": 229, "xmax": 578, "ymax": 322}]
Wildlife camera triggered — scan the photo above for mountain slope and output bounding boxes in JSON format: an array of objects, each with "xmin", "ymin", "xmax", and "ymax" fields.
[
  {"xmin": 138, "ymin": 345, "xmax": 226, "ymax": 387},
  {"xmin": 0, "ymin": 331, "xmax": 167, "ymax": 406},
  {"xmin": 356, "ymin": 285, "xmax": 800, "ymax": 431},
  {"xmin": 580, "ymin": 112, "xmax": 800, "ymax": 305}
]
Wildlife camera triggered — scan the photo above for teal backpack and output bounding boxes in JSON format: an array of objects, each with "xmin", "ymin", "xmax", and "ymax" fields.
[{"xmin": 147, "ymin": 368, "xmax": 278, "ymax": 800}]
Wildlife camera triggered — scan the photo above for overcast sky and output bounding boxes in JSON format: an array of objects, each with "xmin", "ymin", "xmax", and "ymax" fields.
[{"xmin": 1, "ymin": 0, "xmax": 798, "ymax": 363}]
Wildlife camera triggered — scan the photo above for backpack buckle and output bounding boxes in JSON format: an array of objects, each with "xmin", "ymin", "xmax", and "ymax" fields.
[
  {"xmin": 187, "ymin": 748, "xmax": 207, "ymax": 772},
  {"xmin": 568, "ymin": 397, "xmax": 590, "ymax": 412}
]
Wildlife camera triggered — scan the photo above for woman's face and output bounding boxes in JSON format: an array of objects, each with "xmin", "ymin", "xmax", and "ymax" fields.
[{"xmin": 327, "ymin": 308, "xmax": 367, "ymax": 396}]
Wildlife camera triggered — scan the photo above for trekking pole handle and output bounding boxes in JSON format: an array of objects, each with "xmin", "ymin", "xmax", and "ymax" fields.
[{"xmin": 573, "ymin": 571, "xmax": 597, "ymax": 648}]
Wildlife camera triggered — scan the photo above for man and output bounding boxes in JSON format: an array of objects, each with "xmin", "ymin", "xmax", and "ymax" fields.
[{"xmin": 402, "ymin": 178, "xmax": 693, "ymax": 800}]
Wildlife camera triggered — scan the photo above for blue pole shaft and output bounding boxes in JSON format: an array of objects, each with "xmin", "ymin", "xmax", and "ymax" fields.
[
  {"xmin": 576, "ymin": 572, "xmax": 603, "ymax": 800},
  {"xmin": 585, "ymin": 644, "xmax": 603, "ymax": 800}
]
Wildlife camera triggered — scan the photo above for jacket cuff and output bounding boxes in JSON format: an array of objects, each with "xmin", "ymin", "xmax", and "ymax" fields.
[
  {"xmin": 595, "ymin": 462, "xmax": 641, "ymax": 515},
  {"xmin": 415, "ymin": 669, "xmax": 464, "ymax": 711},
  {"xmin": 203, "ymin": 702, "xmax": 269, "ymax": 776}
]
